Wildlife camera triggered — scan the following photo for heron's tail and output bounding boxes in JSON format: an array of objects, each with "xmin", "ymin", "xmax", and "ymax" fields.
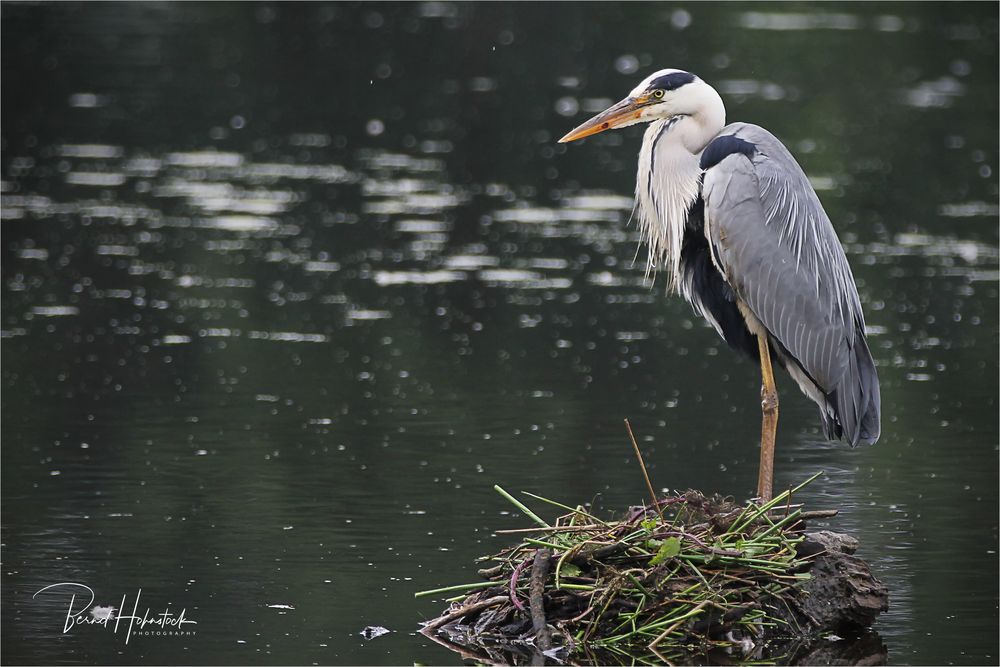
[{"xmin": 823, "ymin": 330, "xmax": 881, "ymax": 446}]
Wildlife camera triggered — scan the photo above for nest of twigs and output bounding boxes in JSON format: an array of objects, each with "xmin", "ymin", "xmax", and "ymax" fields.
[{"xmin": 417, "ymin": 474, "xmax": 888, "ymax": 664}]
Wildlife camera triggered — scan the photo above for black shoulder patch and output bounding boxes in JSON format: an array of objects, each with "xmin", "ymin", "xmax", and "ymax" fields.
[
  {"xmin": 649, "ymin": 71, "xmax": 696, "ymax": 92},
  {"xmin": 678, "ymin": 211, "xmax": 759, "ymax": 361},
  {"xmin": 699, "ymin": 135, "xmax": 757, "ymax": 170}
]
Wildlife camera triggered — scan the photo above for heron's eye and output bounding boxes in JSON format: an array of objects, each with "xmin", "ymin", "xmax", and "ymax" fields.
[{"xmin": 652, "ymin": 89, "xmax": 665, "ymax": 99}]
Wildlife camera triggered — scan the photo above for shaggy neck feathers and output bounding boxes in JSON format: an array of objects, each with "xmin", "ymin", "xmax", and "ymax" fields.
[{"xmin": 634, "ymin": 80, "xmax": 726, "ymax": 289}]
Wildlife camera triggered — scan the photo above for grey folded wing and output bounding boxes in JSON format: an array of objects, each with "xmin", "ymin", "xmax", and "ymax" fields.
[{"xmin": 701, "ymin": 123, "xmax": 880, "ymax": 445}]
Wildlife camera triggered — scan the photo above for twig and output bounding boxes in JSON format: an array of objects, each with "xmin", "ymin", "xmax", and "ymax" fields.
[
  {"xmin": 731, "ymin": 472, "xmax": 823, "ymax": 534},
  {"xmin": 476, "ymin": 563, "xmax": 503, "ymax": 578},
  {"xmin": 510, "ymin": 556, "xmax": 530, "ymax": 612},
  {"xmin": 624, "ymin": 418, "xmax": 662, "ymax": 521},
  {"xmin": 652, "ymin": 530, "xmax": 744, "ymax": 557},
  {"xmin": 421, "ymin": 595, "xmax": 509, "ymax": 631},
  {"xmin": 495, "ymin": 524, "xmax": 606, "ymax": 535},
  {"xmin": 649, "ymin": 599, "xmax": 710, "ymax": 662},
  {"xmin": 520, "ymin": 492, "xmax": 612, "ymax": 527},
  {"xmin": 690, "ymin": 601, "xmax": 756, "ymax": 633},
  {"xmin": 568, "ymin": 604, "xmax": 596, "ymax": 624},
  {"xmin": 795, "ymin": 509, "xmax": 839, "ymax": 520},
  {"xmin": 524, "ymin": 537, "xmax": 563, "ymax": 550},
  {"xmin": 418, "ymin": 624, "xmax": 502, "ymax": 664},
  {"xmin": 571, "ymin": 541, "xmax": 631, "ymax": 564},
  {"xmin": 529, "ymin": 548, "xmax": 553, "ymax": 650}
]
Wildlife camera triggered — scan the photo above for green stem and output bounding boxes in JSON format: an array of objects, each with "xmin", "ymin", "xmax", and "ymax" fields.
[
  {"xmin": 524, "ymin": 537, "xmax": 564, "ymax": 550},
  {"xmin": 731, "ymin": 472, "xmax": 823, "ymax": 534},
  {"xmin": 494, "ymin": 485, "xmax": 550, "ymax": 528},
  {"xmin": 414, "ymin": 581, "xmax": 500, "ymax": 598},
  {"xmin": 520, "ymin": 492, "xmax": 611, "ymax": 526}
]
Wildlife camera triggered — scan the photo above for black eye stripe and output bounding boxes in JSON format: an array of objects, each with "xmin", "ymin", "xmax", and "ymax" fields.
[{"xmin": 648, "ymin": 71, "xmax": 696, "ymax": 92}]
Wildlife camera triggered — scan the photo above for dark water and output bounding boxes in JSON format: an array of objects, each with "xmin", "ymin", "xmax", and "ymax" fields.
[{"xmin": 2, "ymin": 3, "xmax": 997, "ymax": 665}]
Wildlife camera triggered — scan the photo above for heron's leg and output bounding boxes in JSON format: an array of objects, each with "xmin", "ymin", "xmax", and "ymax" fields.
[{"xmin": 756, "ymin": 334, "xmax": 779, "ymax": 502}]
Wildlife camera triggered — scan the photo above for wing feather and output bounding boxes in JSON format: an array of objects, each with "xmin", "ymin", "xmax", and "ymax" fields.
[{"xmin": 701, "ymin": 123, "xmax": 880, "ymax": 445}]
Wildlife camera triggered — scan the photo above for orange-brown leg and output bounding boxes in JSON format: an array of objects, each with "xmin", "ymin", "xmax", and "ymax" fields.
[{"xmin": 757, "ymin": 334, "xmax": 779, "ymax": 502}]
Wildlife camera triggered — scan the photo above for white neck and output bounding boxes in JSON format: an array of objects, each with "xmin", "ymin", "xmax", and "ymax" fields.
[
  {"xmin": 679, "ymin": 82, "xmax": 726, "ymax": 153},
  {"xmin": 634, "ymin": 82, "xmax": 726, "ymax": 289}
]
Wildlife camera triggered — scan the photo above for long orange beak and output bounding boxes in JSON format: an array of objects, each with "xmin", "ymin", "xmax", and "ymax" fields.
[{"xmin": 558, "ymin": 96, "xmax": 646, "ymax": 143}]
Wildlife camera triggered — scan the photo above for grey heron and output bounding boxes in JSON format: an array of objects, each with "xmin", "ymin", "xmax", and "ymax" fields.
[{"xmin": 559, "ymin": 69, "xmax": 881, "ymax": 501}]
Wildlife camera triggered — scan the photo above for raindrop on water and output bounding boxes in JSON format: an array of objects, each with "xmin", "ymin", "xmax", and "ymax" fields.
[
  {"xmin": 554, "ymin": 97, "xmax": 579, "ymax": 117},
  {"xmin": 615, "ymin": 54, "xmax": 639, "ymax": 75}
]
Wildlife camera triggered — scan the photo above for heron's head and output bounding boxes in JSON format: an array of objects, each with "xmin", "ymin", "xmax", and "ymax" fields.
[{"xmin": 559, "ymin": 69, "xmax": 722, "ymax": 143}]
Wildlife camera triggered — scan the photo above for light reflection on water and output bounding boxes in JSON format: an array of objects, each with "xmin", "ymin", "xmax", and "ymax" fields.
[{"xmin": 2, "ymin": 2, "xmax": 998, "ymax": 665}]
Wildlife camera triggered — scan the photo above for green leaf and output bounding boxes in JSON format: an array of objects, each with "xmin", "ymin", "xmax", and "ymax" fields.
[
  {"xmin": 649, "ymin": 536, "xmax": 682, "ymax": 566},
  {"xmin": 640, "ymin": 518, "xmax": 659, "ymax": 533},
  {"xmin": 559, "ymin": 562, "xmax": 583, "ymax": 578}
]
